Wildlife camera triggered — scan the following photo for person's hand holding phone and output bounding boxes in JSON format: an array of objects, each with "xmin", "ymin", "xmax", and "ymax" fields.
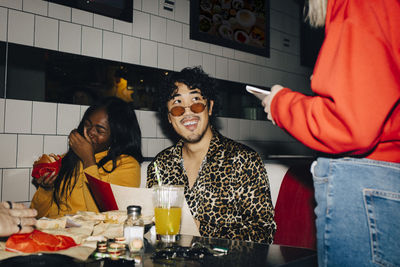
[{"xmin": 262, "ymin": 84, "xmax": 284, "ymax": 124}]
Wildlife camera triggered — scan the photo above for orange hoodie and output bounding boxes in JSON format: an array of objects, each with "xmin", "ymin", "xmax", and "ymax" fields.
[{"xmin": 271, "ymin": 0, "xmax": 400, "ymax": 163}]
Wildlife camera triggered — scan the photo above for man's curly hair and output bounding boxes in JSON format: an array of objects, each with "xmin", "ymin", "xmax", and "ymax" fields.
[{"xmin": 158, "ymin": 66, "xmax": 218, "ymax": 132}]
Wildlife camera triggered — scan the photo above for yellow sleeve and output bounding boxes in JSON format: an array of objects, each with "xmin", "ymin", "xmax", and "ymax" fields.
[
  {"xmin": 83, "ymin": 155, "xmax": 141, "ymax": 187},
  {"xmin": 30, "ymin": 187, "xmax": 54, "ymax": 218}
]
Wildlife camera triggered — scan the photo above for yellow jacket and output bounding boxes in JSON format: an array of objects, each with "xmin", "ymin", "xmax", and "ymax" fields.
[{"xmin": 30, "ymin": 151, "xmax": 140, "ymax": 218}]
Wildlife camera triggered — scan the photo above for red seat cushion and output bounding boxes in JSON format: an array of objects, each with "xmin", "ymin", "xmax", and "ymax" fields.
[{"xmin": 273, "ymin": 164, "xmax": 317, "ymax": 250}]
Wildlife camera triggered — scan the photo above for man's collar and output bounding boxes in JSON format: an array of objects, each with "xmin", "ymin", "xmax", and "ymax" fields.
[{"xmin": 171, "ymin": 126, "xmax": 222, "ymax": 162}]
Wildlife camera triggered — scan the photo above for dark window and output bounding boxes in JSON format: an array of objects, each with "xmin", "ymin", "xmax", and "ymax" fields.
[
  {"xmin": 0, "ymin": 42, "xmax": 5, "ymax": 98},
  {"xmin": 2, "ymin": 41, "xmax": 267, "ymax": 120},
  {"xmin": 44, "ymin": 0, "xmax": 133, "ymax": 23}
]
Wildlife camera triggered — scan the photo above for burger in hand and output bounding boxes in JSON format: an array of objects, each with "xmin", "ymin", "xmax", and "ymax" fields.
[{"xmin": 31, "ymin": 154, "xmax": 62, "ymax": 179}]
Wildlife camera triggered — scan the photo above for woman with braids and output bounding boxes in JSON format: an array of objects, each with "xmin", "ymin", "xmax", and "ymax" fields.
[{"xmin": 31, "ymin": 97, "xmax": 143, "ymax": 218}]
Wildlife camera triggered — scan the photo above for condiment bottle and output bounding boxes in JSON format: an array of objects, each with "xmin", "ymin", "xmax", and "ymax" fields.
[{"xmin": 123, "ymin": 205, "xmax": 144, "ymax": 252}]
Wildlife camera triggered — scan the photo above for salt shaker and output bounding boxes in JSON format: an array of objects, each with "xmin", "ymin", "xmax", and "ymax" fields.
[{"xmin": 123, "ymin": 205, "xmax": 144, "ymax": 252}]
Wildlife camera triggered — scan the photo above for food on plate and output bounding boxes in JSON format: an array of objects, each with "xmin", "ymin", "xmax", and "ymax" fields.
[
  {"xmin": 232, "ymin": 0, "xmax": 244, "ymax": 9},
  {"xmin": 228, "ymin": 17, "xmax": 237, "ymax": 25},
  {"xmin": 220, "ymin": 0, "xmax": 231, "ymax": 9},
  {"xmin": 200, "ymin": 1, "xmax": 211, "ymax": 12},
  {"xmin": 254, "ymin": 0, "xmax": 265, "ymax": 13},
  {"xmin": 250, "ymin": 26, "xmax": 265, "ymax": 43},
  {"xmin": 212, "ymin": 4, "xmax": 222, "ymax": 14},
  {"xmin": 236, "ymin": 9, "xmax": 256, "ymax": 28},
  {"xmin": 229, "ymin": 8, "xmax": 237, "ymax": 17},
  {"xmin": 234, "ymin": 30, "xmax": 249, "ymax": 43},
  {"xmin": 213, "ymin": 14, "xmax": 223, "ymax": 24},
  {"xmin": 31, "ymin": 154, "xmax": 62, "ymax": 179},
  {"xmin": 199, "ymin": 15, "xmax": 212, "ymax": 32},
  {"xmin": 218, "ymin": 24, "xmax": 233, "ymax": 40}
]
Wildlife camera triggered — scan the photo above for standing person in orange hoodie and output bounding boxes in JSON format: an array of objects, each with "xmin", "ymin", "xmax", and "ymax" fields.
[{"xmin": 262, "ymin": 0, "xmax": 400, "ymax": 266}]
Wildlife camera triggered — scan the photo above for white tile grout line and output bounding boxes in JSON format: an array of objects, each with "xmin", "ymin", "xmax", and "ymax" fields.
[
  {"xmin": 80, "ymin": 22, "xmax": 82, "ymax": 56},
  {"xmin": 101, "ymin": 29, "xmax": 104, "ymax": 59},
  {"xmin": 3, "ymin": 10, "xmax": 8, "ymax": 100},
  {"xmin": 15, "ymin": 133, "xmax": 19, "ymax": 168},
  {"xmin": 30, "ymin": 100, "xmax": 33, "ymax": 134},
  {"xmin": 56, "ymin": 17, "xmax": 60, "ymax": 51},
  {"xmin": 55, "ymin": 102, "xmax": 59, "ymax": 135},
  {"xmin": 0, "ymin": 169, "xmax": 2, "ymax": 202}
]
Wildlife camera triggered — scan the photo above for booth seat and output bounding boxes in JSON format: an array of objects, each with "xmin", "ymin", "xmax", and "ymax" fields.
[{"xmin": 139, "ymin": 158, "xmax": 316, "ymax": 250}]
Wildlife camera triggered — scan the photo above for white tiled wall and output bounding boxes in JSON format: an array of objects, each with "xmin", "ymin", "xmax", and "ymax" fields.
[
  {"xmin": 59, "ymin": 21, "xmax": 81, "ymax": 54},
  {"xmin": 1, "ymin": 0, "xmax": 312, "ymax": 91},
  {"xmin": 34, "ymin": 16, "xmax": 58, "ymax": 50},
  {"xmin": 0, "ymin": 0, "xmax": 315, "ymax": 204}
]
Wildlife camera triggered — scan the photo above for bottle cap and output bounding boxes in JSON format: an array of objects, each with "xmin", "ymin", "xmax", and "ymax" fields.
[{"xmin": 127, "ymin": 205, "xmax": 141, "ymax": 215}]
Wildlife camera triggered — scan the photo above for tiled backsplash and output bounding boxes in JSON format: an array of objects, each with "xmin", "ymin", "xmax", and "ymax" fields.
[{"xmin": 0, "ymin": 0, "xmax": 312, "ymax": 92}]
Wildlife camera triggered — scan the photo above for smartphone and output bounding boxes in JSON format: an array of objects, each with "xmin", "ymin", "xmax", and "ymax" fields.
[{"xmin": 246, "ymin": 85, "xmax": 271, "ymax": 100}]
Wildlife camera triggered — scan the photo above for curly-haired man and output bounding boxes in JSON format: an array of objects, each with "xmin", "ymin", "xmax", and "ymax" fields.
[{"xmin": 147, "ymin": 66, "xmax": 276, "ymax": 243}]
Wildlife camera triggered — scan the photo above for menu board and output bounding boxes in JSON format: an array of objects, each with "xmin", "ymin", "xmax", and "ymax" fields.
[{"xmin": 191, "ymin": 0, "xmax": 269, "ymax": 56}]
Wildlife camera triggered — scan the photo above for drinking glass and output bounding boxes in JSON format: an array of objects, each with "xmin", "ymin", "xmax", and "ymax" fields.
[{"xmin": 152, "ymin": 185, "xmax": 184, "ymax": 242}]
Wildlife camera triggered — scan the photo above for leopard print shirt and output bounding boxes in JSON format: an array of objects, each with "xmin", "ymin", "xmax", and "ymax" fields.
[{"xmin": 147, "ymin": 130, "xmax": 276, "ymax": 244}]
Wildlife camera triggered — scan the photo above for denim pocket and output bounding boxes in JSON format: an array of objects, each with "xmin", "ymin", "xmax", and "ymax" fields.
[{"xmin": 364, "ymin": 189, "xmax": 400, "ymax": 267}]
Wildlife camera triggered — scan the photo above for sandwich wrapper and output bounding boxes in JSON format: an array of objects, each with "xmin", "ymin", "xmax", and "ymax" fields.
[
  {"xmin": 0, "ymin": 174, "xmax": 201, "ymax": 262},
  {"xmin": 5, "ymin": 230, "xmax": 77, "ymax": 253},
  {"xmin": 31, "ymin": 159, "xmax": 62, "ymax": 179},
  {"xmin": 85, "ymin": 173, "xmax": 201, "ymax": 237},
  {"xmin": 0, "ymin": 230, "xmax": 94, "ymax": 262}
]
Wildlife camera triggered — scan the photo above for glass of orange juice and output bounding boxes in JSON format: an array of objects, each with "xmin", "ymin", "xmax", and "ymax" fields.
[{"xmin": 152, "ymin": 185, "xmax": 184, "ymax": 242}]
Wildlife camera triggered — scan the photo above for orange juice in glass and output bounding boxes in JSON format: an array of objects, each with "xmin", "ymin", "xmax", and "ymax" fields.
[{"xmin": 153, "ymin": 185, "xmax": 184, "ymax": 242}]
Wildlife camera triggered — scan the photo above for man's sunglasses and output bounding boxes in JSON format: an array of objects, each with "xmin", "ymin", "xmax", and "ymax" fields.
[{"xmin": 169, "ymin": 103, "xmax": 206, "ymax": 117}]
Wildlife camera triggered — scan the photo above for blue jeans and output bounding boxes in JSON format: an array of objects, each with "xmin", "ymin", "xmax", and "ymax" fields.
[{"xmin": 311, "ymin": 157, "xmax": 400, "ymax": 267}]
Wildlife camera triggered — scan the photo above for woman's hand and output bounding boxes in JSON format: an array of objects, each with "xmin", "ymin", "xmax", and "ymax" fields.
[
  {"xmin": 261, "ymin": 84, "xmax": 284, "ymax": 124},
  {"xmin": 35, "ymin": 154, "xmax": 61, "ymax": 190},
  {"xmin": 0, "ymin": 202, "xmax": 37, "ymax": 237},
  {"xmin": 49, "ymin": 153, "xmax": 61, "ymax": 162},
  {"xmin": 68, "ymin": 129, "xmax": 96, "ymax": 169},
  {"xmin": 36, "ymin": 171, "xmax": 57, "ymax": 190}
]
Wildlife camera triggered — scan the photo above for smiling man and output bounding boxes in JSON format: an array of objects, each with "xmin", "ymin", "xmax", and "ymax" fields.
[{"xmin": 147, "ymin": 66, "xmax": 276, "ymax": 243}]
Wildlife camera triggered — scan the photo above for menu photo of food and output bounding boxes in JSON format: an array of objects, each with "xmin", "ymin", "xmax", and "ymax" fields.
[{"xmin": 197, "ymin": 0, "xmax": 266, "ymax": 49}]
